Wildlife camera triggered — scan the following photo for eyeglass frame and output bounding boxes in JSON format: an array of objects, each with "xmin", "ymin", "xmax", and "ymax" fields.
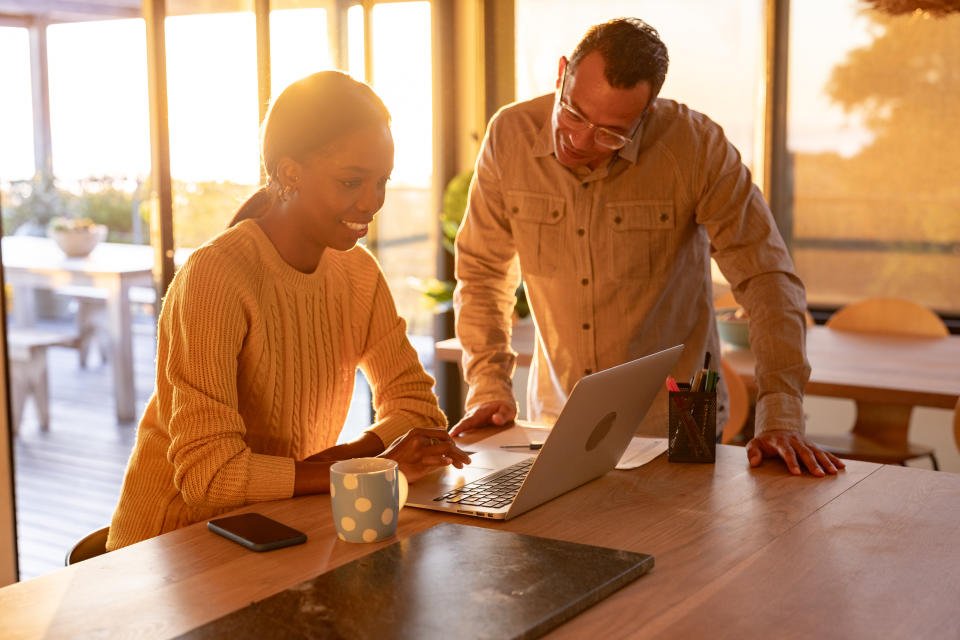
[{"xmin": 554, "ymin": 65, "xmax": 648, "ymax": 151}]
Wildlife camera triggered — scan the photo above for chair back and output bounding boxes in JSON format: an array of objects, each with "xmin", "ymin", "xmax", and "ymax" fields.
[
  {"xmin": 720, "ymin": 359, "xmax": 750, "ymax": 444},
  {"xmin": 65, "ymin": 526, "xmax": 110, "ymax": 566},
  {"xmin": 826, "ymin": 297, "xmax": 947, "ymax": 337}
]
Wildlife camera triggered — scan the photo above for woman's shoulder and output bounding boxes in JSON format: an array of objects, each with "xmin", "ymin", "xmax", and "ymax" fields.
[{"xmin": 172, "ymin": 223, "xmax": 262, "ymax": 294}]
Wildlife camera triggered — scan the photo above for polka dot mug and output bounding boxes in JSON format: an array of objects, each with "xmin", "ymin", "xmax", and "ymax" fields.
[{"xmin": 330, "ymin": 457, "xmax": 408, "ymax": 543}]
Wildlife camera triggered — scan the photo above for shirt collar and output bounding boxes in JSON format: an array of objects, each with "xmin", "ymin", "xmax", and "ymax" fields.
[{"xmin": 532, "ymin": 113, "xmax": 555, "ymax": 158}]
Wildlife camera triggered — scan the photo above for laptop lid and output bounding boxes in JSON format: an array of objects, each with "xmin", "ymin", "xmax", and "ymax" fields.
[{"xmin": 406, "ymin": 345, "xmax": 683, "ymax": 519}]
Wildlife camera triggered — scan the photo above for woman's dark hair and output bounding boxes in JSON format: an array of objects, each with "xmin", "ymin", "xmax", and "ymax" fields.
[
  {"xmin": 229, "ymin": 71, "xmax": 391, "ymax": 227},
  {"xmin": 569, "ymin": 18, "xmax": 669, "ymax": 101}
]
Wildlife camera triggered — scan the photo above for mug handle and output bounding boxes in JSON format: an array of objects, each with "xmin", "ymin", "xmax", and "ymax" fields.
[{"xmin": 397, "ymin": 470, "xmax": 408, "ymax": 509}]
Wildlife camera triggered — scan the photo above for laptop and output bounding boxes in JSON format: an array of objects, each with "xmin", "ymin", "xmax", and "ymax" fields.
[{"xmin": 406, "ymin": 345, "xmax": 683, "ymax": 520}]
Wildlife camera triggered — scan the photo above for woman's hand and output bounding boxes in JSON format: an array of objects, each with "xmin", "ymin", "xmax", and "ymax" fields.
[{"xmin": 379, "ymin": 428, "xmax": 472, "ymax": 482}]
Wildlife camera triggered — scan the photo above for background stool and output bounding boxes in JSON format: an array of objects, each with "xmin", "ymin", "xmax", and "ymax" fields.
[{"xmin": 7, "ymin": 327, "xmax": 79, "ymax": 433}]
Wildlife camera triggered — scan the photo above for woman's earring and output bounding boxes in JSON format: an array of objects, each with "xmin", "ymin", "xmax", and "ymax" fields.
[{"xmin": 278, "ymin": 179, "xmax": 298, "ymax": 203}]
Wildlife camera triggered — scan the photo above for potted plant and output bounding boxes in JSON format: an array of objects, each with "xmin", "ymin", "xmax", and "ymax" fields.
[
  {"xmin": 48, "ymin": 216, "xmax": 108, "ymax": 258},
  {"xmin": 415, "ymin": 170, "xmax": 529, "ymax": 320}
]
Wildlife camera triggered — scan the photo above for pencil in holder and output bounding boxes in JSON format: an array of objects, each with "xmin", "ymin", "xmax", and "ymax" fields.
[{"xmin": 668, "ymin": 390, "xmax": 717, "ymax": 463}]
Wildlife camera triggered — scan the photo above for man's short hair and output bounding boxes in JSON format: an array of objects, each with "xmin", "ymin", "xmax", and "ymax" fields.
[{"xmin": 569, "ymin": 18, "xmax": 670, "ymax": 100}]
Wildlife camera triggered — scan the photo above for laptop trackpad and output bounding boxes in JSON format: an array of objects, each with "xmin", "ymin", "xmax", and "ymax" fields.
[{"xmin": 418, "ymin": 450, "xmax": 534, "ymax": 493}]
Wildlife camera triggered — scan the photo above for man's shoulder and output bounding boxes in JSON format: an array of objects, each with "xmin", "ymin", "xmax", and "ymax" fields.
[
  {"xmin": 490, "ymin": 94, "xmax": 553, "ymax": 133},
  {"xmin": 645, "ymin": 98, "xmax": 727, "ymax": 146}
]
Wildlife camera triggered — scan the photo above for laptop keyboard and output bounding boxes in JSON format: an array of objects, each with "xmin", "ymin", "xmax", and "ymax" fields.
[{"xmin": 434, "ymin": 457, "xmax": 535, "ymax": 509}]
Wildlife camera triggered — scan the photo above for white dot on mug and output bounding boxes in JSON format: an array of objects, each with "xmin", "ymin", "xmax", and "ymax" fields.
[
  {"xmin": 340, "ymin": 516, "xmax": 356, "ymax": 531},
  {"xmin": 355, "ymin": 497, "xmax": 372, "ymax": 512},
  {"xmin": 343, "ymin": 474, "xmax": 358, "ymax": 490},
  {"xmin": 330, "ymin": 483, "xmax": 336, "ymax": 498},
  {"xmin": 362, "ymin": 529, "xmax": 378, "ymax": 542},
  {"xmin": 381, "ymin": 508, "xmax": 394, "ymax": 525}
]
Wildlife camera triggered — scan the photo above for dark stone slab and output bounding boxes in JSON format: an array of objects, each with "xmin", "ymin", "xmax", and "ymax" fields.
[{"xmin": 180, "ymin": 522, "xmax": 654, "ymax": 640}]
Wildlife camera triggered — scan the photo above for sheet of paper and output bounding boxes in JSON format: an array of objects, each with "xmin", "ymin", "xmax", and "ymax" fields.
[
  {"xmin": 465, "ymin": 422, "xmax": 666, "ymax": 470},
  {"xmin": 615, "ymin": 437, "xmax": 668, "ymax": 470}
]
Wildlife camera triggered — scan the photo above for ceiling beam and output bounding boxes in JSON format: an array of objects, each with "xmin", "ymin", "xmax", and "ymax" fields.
[{"xmin": 0, "ymin": 0, "xmax": 140, "ymax": 22}]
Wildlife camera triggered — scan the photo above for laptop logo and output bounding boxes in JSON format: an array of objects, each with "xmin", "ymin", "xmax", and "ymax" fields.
[{"xmin": 586, "ymin": 411, "xmax": 617, "ymax": 451}]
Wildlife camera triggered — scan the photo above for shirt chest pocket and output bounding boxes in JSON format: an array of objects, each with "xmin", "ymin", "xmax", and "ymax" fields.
[
  {"xmin": 604, "ymin": 201, "xmax": 675, "ymax": 282},
  {"xmin": 506, "ymin": 190, "xmax": 567, "ymax": 277}
]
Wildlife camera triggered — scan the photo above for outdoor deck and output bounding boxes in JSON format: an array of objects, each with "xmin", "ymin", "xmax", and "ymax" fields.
[{"xmin": 11, "ymin": 314, "xmax": 380, "ymax": 581}]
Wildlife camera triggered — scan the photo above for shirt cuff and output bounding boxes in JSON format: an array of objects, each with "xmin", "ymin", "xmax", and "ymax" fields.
[
  {"xmin": 754, "ymin": 392, "xmax": 805, "ymax": 434},
  {"xmin": 245, "ymin": 453, "xmax": 296, "ymax": 502},
  {"xmin": 464, "ymin": 378, "xmax": 517, "ymax": 414}
]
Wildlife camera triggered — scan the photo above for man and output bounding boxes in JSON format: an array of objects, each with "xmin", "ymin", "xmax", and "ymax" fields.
[{"xmin": 450, "ymin": 18, "xmax": 843, "ymax": 476}]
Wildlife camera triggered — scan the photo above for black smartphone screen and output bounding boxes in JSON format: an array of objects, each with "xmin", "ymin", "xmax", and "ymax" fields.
[{"xmin": 207, "ymin": 513, "xmax": 307, "ymax": 552}]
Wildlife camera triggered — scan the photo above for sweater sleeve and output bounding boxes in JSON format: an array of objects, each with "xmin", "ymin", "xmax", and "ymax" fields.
[
  {"xmin": 355, "ymin": 261, "xmax": 447, "ymax": 448},
  {"xmin": 158, "ymin": 250, "xmax": 295, "ymax": 509}
]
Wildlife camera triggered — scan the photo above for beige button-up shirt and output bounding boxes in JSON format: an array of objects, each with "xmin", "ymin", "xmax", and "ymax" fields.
[{"xmin": 454, "ymin": 94, "xmax": 810, "ymax": 437}]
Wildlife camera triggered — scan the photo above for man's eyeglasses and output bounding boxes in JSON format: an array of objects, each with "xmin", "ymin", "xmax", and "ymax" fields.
[{"xmin": 555, "ymin": 68, "xmax": 642, "ymax": 151}]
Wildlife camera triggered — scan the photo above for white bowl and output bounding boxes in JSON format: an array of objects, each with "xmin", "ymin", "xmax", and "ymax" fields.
[
  {"xmin": 50, "ymin": 225, "xmax": 107, "ymax": 258},
  {"xmin": 716, "ymin": 309, "xmax": 750, "ymax": 348}
]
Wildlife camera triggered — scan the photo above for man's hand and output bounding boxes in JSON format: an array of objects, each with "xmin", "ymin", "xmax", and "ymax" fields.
[
  {"xmin": 449, "ymin": 400, "xmax": 517, "ymax": 437},
  {"xmin": 746, "ymin": 429, "xmax": 846, "ymax": 477}
]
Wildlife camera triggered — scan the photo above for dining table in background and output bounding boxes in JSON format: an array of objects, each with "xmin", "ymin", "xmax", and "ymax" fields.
[
  {"xmin": 436, "ymin": 322, "xmax": 960, "ymax": 425},
  {"xmin": 1, "ymin": 235, "xmax": 156, "ymax": 422},
  {"xmin": 724, "ymin": 324, "xmax": 960, "ymax": 411},
  {"xmin": 1, "ymin": 432, "xmax": 959, "ymax": 638}
]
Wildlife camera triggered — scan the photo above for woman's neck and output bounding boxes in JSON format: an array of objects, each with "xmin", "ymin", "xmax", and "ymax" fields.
[{"xmin": 255, "ymin": 210, "xmax": 324, "ymax": 274}]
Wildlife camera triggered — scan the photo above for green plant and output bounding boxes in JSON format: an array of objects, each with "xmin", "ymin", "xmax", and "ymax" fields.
[
  {"xmin": 1, "ymin": 174, "xmax": 65, "ymax": 235},
  {"xmin": 49, "ymin": 216, "xmax": 98, "ymax": 231},
  {"xmin": 416, "ymin": 170, "xmax": 529, "ymax": 319}
]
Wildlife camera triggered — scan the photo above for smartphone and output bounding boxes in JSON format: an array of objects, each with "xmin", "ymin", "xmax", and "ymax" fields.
[{"xmin": 207, "ymin": 513, "xmax": 307, "ymax": 552}]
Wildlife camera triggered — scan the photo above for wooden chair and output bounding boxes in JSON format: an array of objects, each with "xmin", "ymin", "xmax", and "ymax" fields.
[
  {"xmin": 810, "ymin": 297, "xmax": 947, "ymax": 469},
  {"xmin": 720, "ymin": 358, "xmax": 750, "ymax": 444},
  {"xmin": 7, "ymin": 327, "xmax": 79, "ymax": 434},
  {"xmin": 65, "ymin": 526, "xmax": 110, "ymax": 566}
]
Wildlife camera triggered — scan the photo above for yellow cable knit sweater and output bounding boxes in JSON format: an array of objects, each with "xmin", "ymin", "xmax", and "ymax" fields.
[{"xmin": 107, "ymin": 219, "xmax": 446, "ymax": 550}]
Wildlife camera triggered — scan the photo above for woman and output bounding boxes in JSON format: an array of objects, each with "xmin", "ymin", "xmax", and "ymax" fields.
[{"xmin": 107, "ymin": 71, "xmax": 469, "ymax": 550}]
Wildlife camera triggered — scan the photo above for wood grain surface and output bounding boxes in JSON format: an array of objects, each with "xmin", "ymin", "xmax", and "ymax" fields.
[{"xmin": 2, "ymin": 442, "xmax": 958, "ymax": 639}]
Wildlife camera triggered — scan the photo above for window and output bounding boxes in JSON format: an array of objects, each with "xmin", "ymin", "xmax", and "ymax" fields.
[
  {"xmin": 515, "ymin": 0, "xmax": 763, "ymax": 173},
  {"xmin": 269, "ymin": 7, "xmax": 332, "ymax": 98},
  {"xmin": 0, "ymin": 26, "xmax": 34, "ymax": 184},
  {"xmin": 165, "ymin": 5, "xmax": 260, "ymax": 249},
  {"xmin": 787, "ymin": 1, "xmax": 960, "ymax": 315},
  {"xmin": 368, "ymin": 1, "xmax": 436, "ymax": 338}
]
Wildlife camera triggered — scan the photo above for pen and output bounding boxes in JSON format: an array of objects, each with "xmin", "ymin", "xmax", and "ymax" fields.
[{"xmin": 500, "ymin": 443, "xmax": 543, "ymax": 450}]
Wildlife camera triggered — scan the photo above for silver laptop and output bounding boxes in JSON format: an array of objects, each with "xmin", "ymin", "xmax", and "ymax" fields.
[{"xmin": 407, "ymin": 345, "xmax": 683, "ymax": 520}]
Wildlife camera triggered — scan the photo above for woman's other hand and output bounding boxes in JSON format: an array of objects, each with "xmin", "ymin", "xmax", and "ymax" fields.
[{"xmin": 380, "ymin": 428, "xmax": 472, "ymax": 482}]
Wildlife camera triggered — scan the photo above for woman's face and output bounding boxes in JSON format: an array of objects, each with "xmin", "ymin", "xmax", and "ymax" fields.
[{"xmin": 293, "ymin": 123, "xmax": 394, "ymax": 252}]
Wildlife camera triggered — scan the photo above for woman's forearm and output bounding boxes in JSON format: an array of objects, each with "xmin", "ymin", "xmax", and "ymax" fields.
[{"xmin": 292, "ymin": 432, "xmax": 386, "ymax": 496}]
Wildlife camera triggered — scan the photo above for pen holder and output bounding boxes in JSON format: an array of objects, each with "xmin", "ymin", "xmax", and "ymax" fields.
[{"xmin": 668, "ymin": 390, "xmax": 717, "ymax": 463}]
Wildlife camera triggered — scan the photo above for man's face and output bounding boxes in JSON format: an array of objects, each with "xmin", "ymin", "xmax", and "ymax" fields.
[{"xmin": 551, "ymin": 51, "xmax": 652, "ymax": 170}]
